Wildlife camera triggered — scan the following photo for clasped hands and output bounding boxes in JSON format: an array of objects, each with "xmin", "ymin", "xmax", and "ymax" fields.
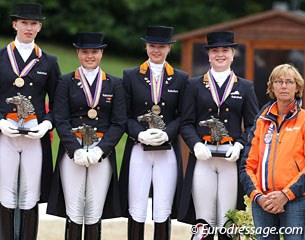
[
  {"xmin": 257, "ymin": 191, "xmax": 289, "ymax": 214},
  {"xmin": 193, "ymin": 141, "xmax": 244, "ymax": 162},
  {"xmin": 73, "ymin": 146, "xmax": 103, "ymax": 167},
  {"xmin": 138, "ymin": 128, "xmax": 168, "ymax": 146}
]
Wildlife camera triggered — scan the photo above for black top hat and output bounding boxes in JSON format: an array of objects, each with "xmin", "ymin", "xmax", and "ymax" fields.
[
  {"xmin": 141, "ymin": 26, "xmax": 176, "ymax": 44},
  {"xmin": 10, "ymin": 3, "xmax": 45, "ymax": 21},
  {"xmin": 204, "ymin": 31, "xmax": 238, "ymax": 49},
  {"xmin": 73, "ymin": 32, "xmax": 107, "ymax": 49}
]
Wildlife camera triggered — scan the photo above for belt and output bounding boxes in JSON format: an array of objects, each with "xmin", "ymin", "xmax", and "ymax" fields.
[
  {"xmin": 6, "ymin": 113, "xmax": 37, "ymax": 122},
  {"xmin": 202, "ymin": 135, "xmax": 233, "ymax": 145},
  {"xmin": 74, "ymin": 132, "xmax": 104, "ymax": 139}
]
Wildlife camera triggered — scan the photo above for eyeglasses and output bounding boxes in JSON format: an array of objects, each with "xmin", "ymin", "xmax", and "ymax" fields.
[{"xmin": 273, "ymin": 79, "xmax": 295, "ymax": 86}]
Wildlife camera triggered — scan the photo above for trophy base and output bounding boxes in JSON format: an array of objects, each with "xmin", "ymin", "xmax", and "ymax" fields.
[
  {"xmin": 211, "ymin": 151, "xmax": 227, "ymax": 157},
  {"xmin": 206, "ymin": 144, "xmax": 231, "ymax": 158},
  {"xmin": 10, "ymin": 127, "xmax": 38, "ymax": 135},
  {"xmin": 142, "ymin": 142, "xmax": 171, "ymax": 151}
]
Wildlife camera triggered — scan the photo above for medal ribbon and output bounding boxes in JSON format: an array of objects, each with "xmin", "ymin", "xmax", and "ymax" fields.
[
  {"xmin": 78, "ymin": 67, "xmax": 103, "ymax": 109},
  {"xmin": 149, "ymin": 63, "xmax": 164, "ymax": 105},
  {"xmin": 7, "ymin": 41, "xmax": 42, "ymax": 78},
  {"xmin": 207, "ymin": 70, "xmax": 236, "ymax": 109}
]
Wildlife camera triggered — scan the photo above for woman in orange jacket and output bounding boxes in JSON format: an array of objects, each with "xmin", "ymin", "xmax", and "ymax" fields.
[{"xmin": 240, "ymin": 64, "xmax": 305, "ymax": 240}]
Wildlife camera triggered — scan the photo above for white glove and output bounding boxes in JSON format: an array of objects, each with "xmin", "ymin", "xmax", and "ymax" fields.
[
  {"xmin": 0, "ymin": 119, "xmax": 20, "ymax": 137},
  {"xmin": 194, "ymin": 142, "xmax": 212, "ymax": 161},
  {"xmin": 73, "ymin": 148, "xmax": 89, "ymax": 167},
  {"xmin": 225, "ymin": 142, "xmax": 244, "ymax": 162},
  {"xmin": 138, "ymin": 129, "xmax": 160, "ymax": 145},
  {"xmin": 87, "ymin": 146, "xmax": 103, "ymax": 165},
  {"xmin": 147, "ymin": 128, "xmax": 168, "ymax": 146},
  {"xmin": 138, "ymin": 128, "xmax": 168, "ymax": 146},
  {"xmin": 26, "ymin": 120, "xmax": 52, "ymax": 139}
]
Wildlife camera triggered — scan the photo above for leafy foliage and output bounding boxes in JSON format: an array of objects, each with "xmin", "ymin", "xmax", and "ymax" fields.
[
  {"xmin": 225, "ymin": 195, "xmax": 256, "ymax": 240},
  {"xmin": 1, "ymin": 0, "xmax": 303, "ymax": 59},
  {"xmin": 225, "ymin": 195, "xmax": 285, "ymax": 240}
]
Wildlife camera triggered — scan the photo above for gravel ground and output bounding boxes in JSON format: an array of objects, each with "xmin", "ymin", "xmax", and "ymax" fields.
[
  {"xmin": 37, "ymin": 203, "xmax": 192, "ymax": 240},
  {"xmin": 37, "ymin": 219, "xmax": 191, "ymax": 240}
]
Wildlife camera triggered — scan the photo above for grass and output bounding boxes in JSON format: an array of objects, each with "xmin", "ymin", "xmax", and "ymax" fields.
[{"xmin": 0, "ymin": 36, "xmax": 140, "ymax": 170}]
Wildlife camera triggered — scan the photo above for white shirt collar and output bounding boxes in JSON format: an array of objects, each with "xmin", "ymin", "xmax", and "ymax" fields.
[
  {"xmin": 148, "ymin": 59, "xmax": 165, "ymax": 78},
  {"xmin": 211, "ymin": 68, "xmax": 231, "ymax": 88},
  {"xmin": 81, "ymin": 66, "xmax": 99, "ymax": 86},
  {"xmin": 14, "ymin": 38, "xmax": 35, "ymax": 62},
  {"xmin": 14, "ymin": 38, "xmax": 34, "ymax": 51}
]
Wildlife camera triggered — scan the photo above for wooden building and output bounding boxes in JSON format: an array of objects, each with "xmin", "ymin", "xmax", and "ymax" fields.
[
  {"xmin": 175, "ymin": 9, "xmax": 305, "ymax": 170},
  {"xmin": 174, "ymin": 9, "xmax": 305, "ymax": 107}
]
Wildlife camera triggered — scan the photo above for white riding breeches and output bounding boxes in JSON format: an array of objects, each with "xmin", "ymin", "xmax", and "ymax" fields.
[
  {"xmin": 0, "ymin": 119, "xmax": 42, "ymax": 210},
  {"xmin": 60, "ymin": 153, "xmax": 112, "ymax": 225},
  {"xmin": 192, "ymin": 156, "xmax": 237, "ymax": 228},
  {"xmin": 128, "ymin": 143, "xmax": 177, "ymax": 223}
]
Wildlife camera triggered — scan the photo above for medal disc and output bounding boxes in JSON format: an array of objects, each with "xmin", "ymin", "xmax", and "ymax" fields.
[
  {"xmin": 14, "ymin": 77, "xmax": 25, "ymax": 88},
  {"xmin": 151, "ymin": 104, "xmax": 161, "ymax": 115},
  {"xmin": 87, "ymin": 109, "xmax": 98, "ymax": 119}
]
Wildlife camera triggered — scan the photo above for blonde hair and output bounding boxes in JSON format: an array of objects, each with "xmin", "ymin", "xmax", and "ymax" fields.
[{"xmin": 266, "ymin": 63, "xmax": 304, "ymax": 99}]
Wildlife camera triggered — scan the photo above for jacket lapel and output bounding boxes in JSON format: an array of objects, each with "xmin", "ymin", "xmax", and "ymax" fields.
[
  {"xmin": 161, "ymin": 62, "xmax": 175, "ymax": 98},
  {"xmin": 138, "ymin": 60, "xmax": 175, "ymax": 93},
  {"xmin": 137, "ymin": 61, "xmax": 151, "ymax": 89}
]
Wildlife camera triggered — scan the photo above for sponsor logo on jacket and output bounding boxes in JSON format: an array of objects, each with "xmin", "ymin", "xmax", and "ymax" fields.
[
  {"xmin": 168, "ymin": 89, "xmax": 179, "ymax": 93},
  {"xmin": 37, "ymin": 71, "xmax": 47, "ymax": 75},
  {"xmin": 230, "ymin": 90, "xmax": 242, "ymax": 99},
  {"xmin": 286, "ymin": 126, "xmax": 301, "ymax": 131},
  {"xmin": 103, "ymin": 94, "xmax": 113, "ymax": 103}
]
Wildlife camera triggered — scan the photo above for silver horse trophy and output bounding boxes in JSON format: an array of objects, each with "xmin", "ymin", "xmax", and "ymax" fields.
[
  {"xmin": 137, "ymin": 111, "xmax": 170, "ymax": 151},
  {"xmin": 199, "ymin": 116, "xmax": 232, "ymax": 157},
  {"xmin": 71, "ymin": 123, "xmax": 99, "ymax": 150},
  {"xmin": 6, "ymin": 93, "xmax": 37, "ymax": 134}
]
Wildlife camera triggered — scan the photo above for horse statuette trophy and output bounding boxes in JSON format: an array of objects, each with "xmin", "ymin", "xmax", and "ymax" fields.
[
  {"xmin": 71, "ymin": 124, "xmax": 99, "ymax": 193},
  {"xmin": 137, "ymin": 111, "xmax": 171, "ymax": 151},
  {"xmin": 6, "ymin": 93, "xmax": 37, "ymax": 134},
  {"xmin": 199, "ymin": 116, "xmax": 233, "ymax": 157},
  {"xmin": 71, "ymin": 124, "xmax": 99, "ymax": 150}
]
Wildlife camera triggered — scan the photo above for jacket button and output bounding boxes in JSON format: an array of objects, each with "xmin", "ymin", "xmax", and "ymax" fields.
[
  {"xmin": 30, "ymin": 82, "xmax": 33, "ymax": 86},
  {"xmin": 97, "ymin": 106, "xmax": 100, "ymax": 110},
  {"xmin": 95, "ymin": 117, "xmax": 99, "ymax": 120},
  {"xmin": 13, "ymin": 108, "xmax": 17, "ymax": 112},
  {"xmin": 28, "ymin": 96, "xmax": 32, "ymax": 100},
  {"xmin": 144, "ymin": 102, "xmax": 148, "ymax": 105},
  {"xmin": 208, "ymin": 108, "xmax": 212, "ymax": 112},
  {"xmin": 226, "ymin": 108, "xmax": 229, "ymax": 112},
  {"xmin": 79, "ymin": 116, "xmax": 83, "ymax": 119},
  {"xmin": 224, "ymin": 119, "xmax": 228, "ymax": 123}
]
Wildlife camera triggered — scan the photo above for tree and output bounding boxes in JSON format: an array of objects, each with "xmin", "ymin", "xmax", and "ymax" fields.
[{"xmin": 0, "ymin": 0, "xmax": 301, "ymax": 58}]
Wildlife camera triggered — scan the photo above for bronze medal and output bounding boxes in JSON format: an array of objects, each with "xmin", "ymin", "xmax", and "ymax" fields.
[
  {"xmin": 87, "ymin": 109, "xmax": 98, "ymax": 119},
  {"xmin": 14, "ymin": 77, "xmax": 25, "ymax": 88},
  {"xmin": 151, "ymin": 104, "xmax": 161, "ymax": 115}
]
